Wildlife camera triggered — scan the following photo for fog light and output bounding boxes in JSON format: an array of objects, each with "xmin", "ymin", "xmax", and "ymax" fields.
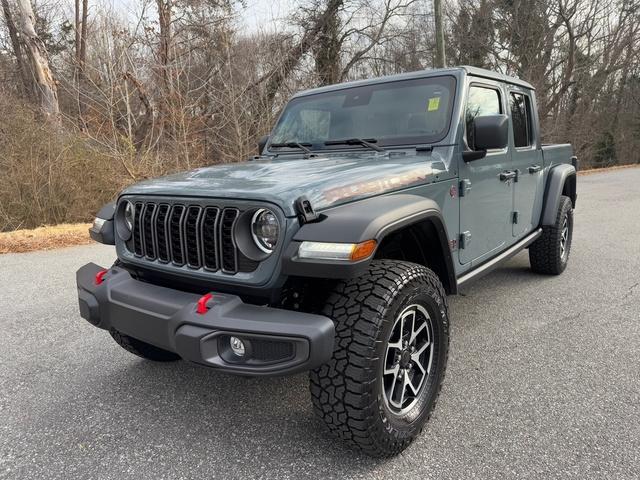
[{"xmin": 230, "ymin": 336, "xmax": 246, "ymax": 357}]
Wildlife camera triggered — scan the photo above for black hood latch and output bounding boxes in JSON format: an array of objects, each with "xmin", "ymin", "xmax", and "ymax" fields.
[{"xmin": 295, "ymin": 196, "xmax": 319, "ymax": 224}]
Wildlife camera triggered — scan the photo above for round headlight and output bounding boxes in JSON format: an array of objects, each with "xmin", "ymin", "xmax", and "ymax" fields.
[
  {"xmin": 124, "ymin": 201, "xmax": 135, "ymax": 231},
  {"xmin": 251, "ymin": 208, "xmax": 279, "ymax": 253}
]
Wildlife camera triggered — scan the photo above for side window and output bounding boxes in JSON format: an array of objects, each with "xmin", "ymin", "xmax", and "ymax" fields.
[
  {"xmin": 466, "ymin": 86, "xmax": 501, "ymax": 150},
  {"xmin": 510, "ymin": 92, "xmax": 532, "ymax": 148}
]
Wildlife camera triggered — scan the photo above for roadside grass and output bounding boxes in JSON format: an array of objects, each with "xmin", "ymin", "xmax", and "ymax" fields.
[
  {"xmin": 0, "ymin": 223, "xmax": 92, "ymax": 254},
  {"xmin": 0, "ymin": 164, "xmax": 638, "ymax": 255}
]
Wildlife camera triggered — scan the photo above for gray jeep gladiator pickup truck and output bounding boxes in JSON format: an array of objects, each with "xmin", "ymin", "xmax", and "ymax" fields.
[{"xmin": 77, "ymin": 66, "xmax": 577, "ymax": 457}]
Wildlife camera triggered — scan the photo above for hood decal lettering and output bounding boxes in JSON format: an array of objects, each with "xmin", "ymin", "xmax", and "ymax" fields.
[{"xmin": 321, "ymin": 166, "xmax": 433, "ymax": 205}]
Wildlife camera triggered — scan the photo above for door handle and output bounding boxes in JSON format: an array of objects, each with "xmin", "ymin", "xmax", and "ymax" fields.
[
  {"xmin": 499, "ymin": 171, "xmax": 517, "ymax": 181},
  {"xmin": 528, "ymin": 165, "xmax": 542, "ymax": 173}
]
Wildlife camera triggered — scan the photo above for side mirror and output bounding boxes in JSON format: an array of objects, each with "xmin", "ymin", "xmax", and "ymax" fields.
[
  {"xmin": 463, "ymin": 114, "xmax": 509, "ymax": 162},
  {"xmin": 257, "ymin": 134, "xmax": 269, "ymax": 155}
]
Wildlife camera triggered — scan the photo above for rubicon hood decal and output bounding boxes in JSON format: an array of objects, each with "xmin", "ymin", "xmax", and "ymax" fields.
[
  {"xmin": 122, "ymin": 149, "xmax": 453, "ymax": 216},
  {"xmin": 321, "ymin": 165, "xmax": 435, "ymax": 205}
]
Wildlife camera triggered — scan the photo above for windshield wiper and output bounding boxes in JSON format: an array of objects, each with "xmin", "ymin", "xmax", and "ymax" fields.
[
  {"xmin": 324, "ymin": 137, "xmax": 384, "ymax": 152},
  {"xmin": 269, "ymin": 141, "xmax": 312, "ymax": 154}
]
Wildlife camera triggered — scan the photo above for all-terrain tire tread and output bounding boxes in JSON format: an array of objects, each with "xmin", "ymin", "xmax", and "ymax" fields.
[
  {"xmin": 309, "ymin": 260, "xmax": 449, "ymax": 457},
  {"xmin": 529, "ymin": 195, "xmax": 573, "ymax": 275}
]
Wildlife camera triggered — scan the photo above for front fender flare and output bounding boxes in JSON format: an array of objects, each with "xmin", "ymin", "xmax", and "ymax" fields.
[
  {"xmin": 282, "ymin": 194, "xmax": 456, "ymax": 292},
  {"xmin": 89, "ymin": 201, "xmax": 116, "ymax": 245}
]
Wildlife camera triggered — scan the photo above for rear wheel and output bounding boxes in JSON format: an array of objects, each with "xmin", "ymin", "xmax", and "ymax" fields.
[
  {"xmin": 309, "ymin": 260, "xmax": 449, "ymax": 457},
  {"xmin": 529, "ymin": 195, "xmax": 573, "ymax": 274},
  {"xmin": 109, "ymin": 329, "xmax": 181, "ymax": 362}
]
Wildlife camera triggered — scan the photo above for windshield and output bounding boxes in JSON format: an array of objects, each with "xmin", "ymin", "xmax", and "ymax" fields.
[{"xmin": 269, "ymin": 75, "xmax": 456, "ymax": 151}]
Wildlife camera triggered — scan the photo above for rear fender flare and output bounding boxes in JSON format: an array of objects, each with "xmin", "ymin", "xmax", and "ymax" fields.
[{"xmin": 542, "ymin": 165, "xmax": 576, "ymax": 226}]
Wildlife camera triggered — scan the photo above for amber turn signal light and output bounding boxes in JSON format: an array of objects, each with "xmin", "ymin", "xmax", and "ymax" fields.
[
  {"xmin": 350, "ymin": 240, "xmax": 377, "ymax": 261},
  {"xmin": 298, "ymin": 240, "xmax": 377, "ymax": 262}
]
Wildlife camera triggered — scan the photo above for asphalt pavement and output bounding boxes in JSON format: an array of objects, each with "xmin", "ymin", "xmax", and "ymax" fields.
[{"xmin": 1, "ymin": 168, "xmax": 639, "ymax": 479}]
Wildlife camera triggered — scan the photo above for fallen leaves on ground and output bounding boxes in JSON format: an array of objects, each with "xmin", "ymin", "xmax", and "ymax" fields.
[{"xmin": 0, "ymin": 223, "xmax": 93, "ymax": 254}]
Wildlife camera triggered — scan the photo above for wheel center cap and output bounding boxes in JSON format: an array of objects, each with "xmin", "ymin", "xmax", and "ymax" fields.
[{"xmin": 400, "ymin": 350, "xmax": 412, "ymax": 367}]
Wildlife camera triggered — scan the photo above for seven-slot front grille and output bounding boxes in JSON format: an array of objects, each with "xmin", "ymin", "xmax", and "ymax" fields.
[{"xmin": 127, "ymin": 201, "xmax": 259, "ymax": 274}]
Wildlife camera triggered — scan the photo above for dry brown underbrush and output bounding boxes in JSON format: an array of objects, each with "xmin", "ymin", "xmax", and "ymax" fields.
[{"xmin": 0, "ymin": 223, "xmax": 92, "ymax": 254}]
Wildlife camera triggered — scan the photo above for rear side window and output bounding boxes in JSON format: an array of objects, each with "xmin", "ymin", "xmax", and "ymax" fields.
[
  {"xmin": 510, "ymin": 92, "xmax": 533, "ymax": 147},
  {"xmin": 466, "ymin": 86, "xmax": 501, "ymax": 150}
]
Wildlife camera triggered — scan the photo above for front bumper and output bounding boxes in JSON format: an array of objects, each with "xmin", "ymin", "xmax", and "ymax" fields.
[{"xmin": 76, "ymin": 263, "xmax": 334, "ymax": 376}]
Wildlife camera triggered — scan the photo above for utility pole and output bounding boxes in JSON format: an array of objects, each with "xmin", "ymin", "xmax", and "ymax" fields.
[{"xmin": 434, "ymin": 0, "xmax": 446, "ymax": 68}]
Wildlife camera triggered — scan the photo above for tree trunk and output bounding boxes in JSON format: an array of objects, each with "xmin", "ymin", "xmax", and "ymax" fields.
[
  {"xmin": 75, "ymin": 0, "xmax": 89, "ymax": 128},
  {"xmin": 156, "ymin": 0, "xmax": 173, "ymax": 96},
  {"xmin": 1, "ymin": 0, "xmax": 31, "ymax": 94},
  {"xmin": 80, "ymin": 0, "xmax": 88, "ymax": 66},
  {"xmin": 612, "ymin": 39, "xmax": 634, "ymax": 135},
  {"xmin": 75, "ymin": 0, "xmax": 80, "ymax": 64},
  {"xmin": 16, "ymin": 0, "xmax": 60, "ymax": 120},
  {"xmin": 313, "ymin": 0, "xmax": 343, "ymax": 86},
  {"xmin": 262, "ymin": 0, "xmax": 344, "ymax": 106},
  {"xmin": 123, "ymin": 72, "xmax": 155, "ymax": 151},
  {"xmin": 433, "ymin": 0, "xmax": 446, "ymax": 68},
  {"xmin": 156, "ymin": 0, "xmax": 174, "ymax": 139}
]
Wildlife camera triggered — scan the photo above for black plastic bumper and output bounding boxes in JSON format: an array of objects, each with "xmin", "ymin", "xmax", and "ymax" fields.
[{"xmin": 76, "ymin": 263, "xmax": 335, "ymax": 376}]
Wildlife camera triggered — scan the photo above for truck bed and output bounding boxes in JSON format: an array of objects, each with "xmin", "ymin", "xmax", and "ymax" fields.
[{"xmin": 541, "ymin": 143, "xmax": 574, "ymax": 169}]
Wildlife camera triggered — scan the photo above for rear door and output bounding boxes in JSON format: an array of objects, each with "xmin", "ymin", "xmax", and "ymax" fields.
[
  {"xmin": 459, "ymin": 80, "xmax": 513, "ymax": 265},
  {"xmin": 508, "ymin": 89, "xmax": 543, "ymax": 237}
]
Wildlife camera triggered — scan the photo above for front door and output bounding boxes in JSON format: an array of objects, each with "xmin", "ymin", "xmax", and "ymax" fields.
[
  {"xmin": 508, "ymin": 89, "xmax": 543, "ymax": 237},
  {"xmin": 459, "ymin": 81, "xmax": 513, "ymax": 265}
]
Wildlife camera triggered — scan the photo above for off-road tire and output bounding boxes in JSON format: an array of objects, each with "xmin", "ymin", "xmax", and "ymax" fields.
[
  {"xmin": 109, "ymin": 329, "xmax": 181, "ymax": 362},
  {"xmin": 309, "ymin": 260, "xmax": 449, "ymax": 457},
  {"xmin": 529, "ymin": 195, "xmax": 573, "ymax": 275}
]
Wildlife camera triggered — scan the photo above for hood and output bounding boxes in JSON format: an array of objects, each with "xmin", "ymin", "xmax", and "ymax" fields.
[{"xmin": 122, "ymin": 149, "xmax": 454, "ymax": 217}]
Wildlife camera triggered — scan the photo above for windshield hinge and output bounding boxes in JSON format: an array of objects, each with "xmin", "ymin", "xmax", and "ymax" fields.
[{"xmin": 295, "ymin": 196, "xmax": 318, "ymax": 224}]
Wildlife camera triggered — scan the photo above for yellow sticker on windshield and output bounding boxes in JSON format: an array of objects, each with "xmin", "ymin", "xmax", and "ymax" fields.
[{"xmin": 428, "ymin": 97, "xmax": 441, "ymax": 111}]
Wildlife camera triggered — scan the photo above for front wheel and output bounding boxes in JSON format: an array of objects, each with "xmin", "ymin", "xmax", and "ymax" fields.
[{"xmin": 309, "ymin": 260, "xmax": 450, "ymax": 457}]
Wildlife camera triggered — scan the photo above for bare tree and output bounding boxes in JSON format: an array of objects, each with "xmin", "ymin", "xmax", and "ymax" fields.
[
  {"xmin": 313, "ymin": 0, "xmax": 343, "ymax": 85},
  {"xmin": 449, "ymin": 0, "xmax": 493, "ymax": 68},
  {"xmin": 433, "ymin": 0, "xmax": 445, "ymax": 67},
  {"xmin": 15, "ymin": 0, "xmax": 59, "ymax": 119},
  {"xmin": 1, "ymin": 0, "xmax": 30, "ymax": 94},
  {"xmin": 74, "ymin": 0, "xmax": 89, "ymax": 127}
]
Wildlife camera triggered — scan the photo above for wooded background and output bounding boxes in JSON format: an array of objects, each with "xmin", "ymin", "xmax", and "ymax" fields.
[{"xmin": 1, "ymin": 0, "xmax": 638, "ymax": 231}]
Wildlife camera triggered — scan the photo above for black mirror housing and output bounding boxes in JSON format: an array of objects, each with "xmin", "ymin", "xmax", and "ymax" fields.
[
  {"xmin": 462, "ymin": 150, "xmax": 487, "ymax": 162},
  {"xmin": 473, "ymin": 114, "xmax": 509, "ymax": 151},
  {"xmin": 257, "ymin": 134, "xmax": 269, "ymax": 155}
]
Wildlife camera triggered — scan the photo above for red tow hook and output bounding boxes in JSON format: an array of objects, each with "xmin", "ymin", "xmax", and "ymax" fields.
[
  {"xmin": 95, "ymin": 269, "xmax": 109, "ymax": 285},
  {"xmin": 196, "ymin": 293, "xmax": 214, "ymax": 315}
]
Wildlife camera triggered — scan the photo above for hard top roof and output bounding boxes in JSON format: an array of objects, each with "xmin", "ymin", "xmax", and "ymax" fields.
[{"xmin": 292, "ymin": 66, "xmax": 535, "ymax": 98}]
